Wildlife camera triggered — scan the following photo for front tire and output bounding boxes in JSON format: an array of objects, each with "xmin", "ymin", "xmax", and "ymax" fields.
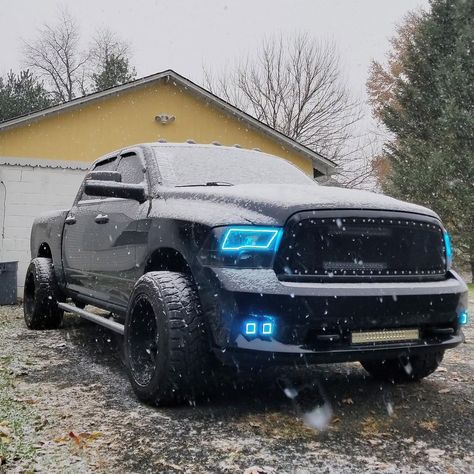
[
  {"xmin": 124, "ymin": 271, "xmax": 211, "ymax": 405},
  {"xmin": 23, "ymin": 258, "xmax": 63, "ymax": 330},
  {"xmin": 361, "ymin": 351, "xmax": 444, "ymax": 383}
]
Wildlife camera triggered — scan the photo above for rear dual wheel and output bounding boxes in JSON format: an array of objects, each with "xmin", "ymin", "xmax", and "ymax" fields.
[{"xmin": 124, "ymin": 271, "xmax": 211, "ymax": 405}]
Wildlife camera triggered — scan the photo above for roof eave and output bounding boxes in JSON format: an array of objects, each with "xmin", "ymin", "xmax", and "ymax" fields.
[{"xmin": 0, "ymin": 69, "xmax": 336, "ymax": 173}]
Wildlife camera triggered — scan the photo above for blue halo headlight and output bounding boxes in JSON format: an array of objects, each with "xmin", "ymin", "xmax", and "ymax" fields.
[
  {"xmin": 443, "ymin": 231, "xmax": 452, "ymax": 269},
  {"xmin": 221, "ymin": 227, "xmax": 283, "ymax": 253}
]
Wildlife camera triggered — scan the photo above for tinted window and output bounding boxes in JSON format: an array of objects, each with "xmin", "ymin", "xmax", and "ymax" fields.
[{"xmin": 116, "ymin": 154, "xmax": 145, "ymax": 184}]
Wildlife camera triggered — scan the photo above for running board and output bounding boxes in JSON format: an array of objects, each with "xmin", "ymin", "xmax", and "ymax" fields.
[{"xmin": 58, "ymin": 302, "xmax": 125, "ymax": 335}]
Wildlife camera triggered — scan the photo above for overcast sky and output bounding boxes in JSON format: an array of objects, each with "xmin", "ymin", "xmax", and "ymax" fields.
[{"xmin": 1, "ymin": 0, "xmax": 429, "ymax": 126}]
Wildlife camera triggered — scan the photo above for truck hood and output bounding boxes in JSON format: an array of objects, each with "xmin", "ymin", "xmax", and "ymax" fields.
[{"xmin": 160, "ymin": 184, "xmax": 439, "ymax": 226}]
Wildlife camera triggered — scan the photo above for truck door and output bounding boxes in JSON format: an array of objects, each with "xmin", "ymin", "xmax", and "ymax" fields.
[
  {"xmin": 93, "ymin": 152, "xmax": 150, "ymax": 308},
  {"xmin": 62, "ymin": 156, "xmax": 118, "ymax": 300}
]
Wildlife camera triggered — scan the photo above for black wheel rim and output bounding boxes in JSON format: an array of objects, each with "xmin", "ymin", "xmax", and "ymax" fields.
[
  {"xmin": 128, "ymin": 295, "xmax": 159, "ymax": 387},
  {"xmin": 24, "ymin": 271, "xmax": 35, "ymax": 321}
]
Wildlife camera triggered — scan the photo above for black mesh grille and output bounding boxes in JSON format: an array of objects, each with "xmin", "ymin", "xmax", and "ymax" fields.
[{"xmin": 275, "ymin": 214, "xmax": 447, "ymax": 282}]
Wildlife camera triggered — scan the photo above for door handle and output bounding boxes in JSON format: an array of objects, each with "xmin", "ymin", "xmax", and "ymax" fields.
[
  {"xmin": 65, "ymin": 215, "xmax": 76, "ymax": 225},
  {"xmin": 95, "ymin": 214, "xmax": 109, "ymax": 224}
]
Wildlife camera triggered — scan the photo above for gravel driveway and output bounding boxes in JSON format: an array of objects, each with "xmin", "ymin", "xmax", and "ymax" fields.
[{"xmin": 0, "ymin": 292, "xmax": 473, "ymax": 473}]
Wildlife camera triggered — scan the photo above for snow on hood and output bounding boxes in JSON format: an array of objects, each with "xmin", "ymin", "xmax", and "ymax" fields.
[{"xmin": 160, "ymin": 184, "xmax": 439, "ymax": 226}]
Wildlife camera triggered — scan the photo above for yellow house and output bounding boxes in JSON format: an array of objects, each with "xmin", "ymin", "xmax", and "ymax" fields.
[
  {"xmin": 0, "ymin": 69, "xmax": 335, "ymax": 295},
  {"xmin": 0, "ymin": 69, "xmax": 334, "ymax": 175}
]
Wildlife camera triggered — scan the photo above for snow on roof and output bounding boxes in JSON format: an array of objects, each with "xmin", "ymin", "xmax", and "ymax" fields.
[
  {"xmin": 0, "ymin": 69, "xmax": 335, "ymax": 174},
  {"xmin": 0, "ymin": 156, "xmax": 89, "ymax": 170}
]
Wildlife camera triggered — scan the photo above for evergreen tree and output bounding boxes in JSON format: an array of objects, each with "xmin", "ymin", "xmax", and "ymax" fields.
[
  {"xmin": 370, "ymin": 0, "xmax": 474, "ymax": 279},
  {"xmin": 0, "ymin": 70, "xmax": 52, "ymax": 122},
  {"xmin": 92, "ymin": 53, "xmax": 136, "ymax": 91}
]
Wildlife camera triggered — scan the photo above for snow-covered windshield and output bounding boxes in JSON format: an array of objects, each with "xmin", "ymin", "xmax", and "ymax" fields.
[{"xmin": 153, "ymin": 146, "xmax": 315, "ymax": 186}]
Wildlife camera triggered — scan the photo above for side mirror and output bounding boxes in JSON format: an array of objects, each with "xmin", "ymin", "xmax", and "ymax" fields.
[
  {"xmin": 86, "ymin": 170, "xmax": 122, "ymax": 182},
  {"xmin": 84, "ymin": 180, "xmax": 147, "ymax": 203}
]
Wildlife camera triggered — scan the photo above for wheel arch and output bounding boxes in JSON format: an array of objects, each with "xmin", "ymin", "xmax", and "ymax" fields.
[
  {"xmin": 37, "ymin": 242, "xmax": 52, "ymax": 259},
  {"xmin": 144, "ymin": 247, "xmax": 192, "ymax": 275}
]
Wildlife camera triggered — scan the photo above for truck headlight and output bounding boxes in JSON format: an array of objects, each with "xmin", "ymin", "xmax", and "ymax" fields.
[
  {"xmin": 221, "ymin": 227, "xmax": 282, "ymax": 252},
  {"xmin": 199, "ymin": 226, "xmax": 283, "ymax": 268}
]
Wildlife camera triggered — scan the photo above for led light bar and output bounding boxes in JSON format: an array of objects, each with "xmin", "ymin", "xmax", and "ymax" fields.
[
  {"xmin": 221, "ymin": 227, "xmax": 282, "ymax": 252},
  {"xmin": 351, "ymin": 328, "xmax": 420, "ymax": 345}
]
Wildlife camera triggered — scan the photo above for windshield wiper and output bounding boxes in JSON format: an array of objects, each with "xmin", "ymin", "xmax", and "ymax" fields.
[{"xmin": 175, "ymin": 181, "xmax": 234, "ymax": 187}]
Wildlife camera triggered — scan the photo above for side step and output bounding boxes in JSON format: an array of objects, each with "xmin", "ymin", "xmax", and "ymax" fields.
[{"xmin": 58, "ymin": 302, "xmax": 125, "ymax": 335}]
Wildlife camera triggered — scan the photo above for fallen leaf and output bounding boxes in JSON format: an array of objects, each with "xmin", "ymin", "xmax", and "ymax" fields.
[
  {"xmin": 69, "ymin": 431, "xmax": 82, "ymax": 447},
  {"xmin": 361, "ymin": 418, "xmax": 385, "ymax": 438},
  {"xmin": 14, "ymin": 398, "xmax": 37, "ymax": 405},
  {"xmin": 0, "ymin": 425, "xmax": 12, "ymax": 441},
  {"xmin": 83, "ymin": 431, "xmax": 102, "ymax": 442},
  {"xmin": 55, "ymin": 431, "xmax": 102, "ymax": 448},
  {"xmin": 419, "ymin": 420, "xmax": 438, "ymax": 432},
  {"xmin": 368, "ymin": 439, "xmax": 382, "ymax": 446}
]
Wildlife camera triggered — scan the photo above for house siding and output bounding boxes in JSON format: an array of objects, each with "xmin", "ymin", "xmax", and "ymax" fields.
[{"xmin": 0, "ymin": 163, "xmax": 85, "ymax": 296}]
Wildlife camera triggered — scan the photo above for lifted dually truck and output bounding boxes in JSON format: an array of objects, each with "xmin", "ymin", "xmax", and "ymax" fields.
[{"xmin": 24, "ymin": 143, "xmax": 469, "ymax": 405}]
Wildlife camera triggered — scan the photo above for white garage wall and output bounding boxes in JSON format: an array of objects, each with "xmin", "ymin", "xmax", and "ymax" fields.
[{"xmin": 0, "ymin": 158, "xmax": 88, "ymax": 297}]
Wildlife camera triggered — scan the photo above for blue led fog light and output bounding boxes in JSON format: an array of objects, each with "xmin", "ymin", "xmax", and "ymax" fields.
[
  {"xmin": 221, "ymin": 227, "xmax": 283, "ymax": 252},
  {"xmin": 245, "ymin": 322, "xmax": 257, "ymax": 335},
  {"xmin": 243, "ymin": 316, "xmax": 276, "ymax": 338},
  {"xmin": 459, "ymin": 310, "xmax": 469, "ymax": 326},
  {"xmin": 261, "ymin": 322, "xmax": 274, "ymax": 336}
]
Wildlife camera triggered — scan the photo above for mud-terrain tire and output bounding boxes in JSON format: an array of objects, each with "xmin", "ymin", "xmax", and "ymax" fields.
[
  {"xmin": 124, "ymin": 271, "xmax": 211, "ymax": 405},
  {"xmin": 23, "ymin": 258, "xmax": 64, "ymax": 330},
  {"xmin": 361, "ymin": 351, "xmax": 444, "ymax": 382}
]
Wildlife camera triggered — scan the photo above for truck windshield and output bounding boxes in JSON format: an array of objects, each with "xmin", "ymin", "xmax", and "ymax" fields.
[{"xmin": 153, "ymin": 146, "xmax": 315, "ymax": 186}]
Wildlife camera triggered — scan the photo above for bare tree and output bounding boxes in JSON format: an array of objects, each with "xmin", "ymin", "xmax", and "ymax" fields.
[
  {"xmin": 23, "ymin": 10, "xmax": 89, "ymax": 102},
  {"xmin": 204, "ymin": 34, "xmax": 370, "ymax": 186},
  {"xmin": 89, "ymin": 29, "xmax": 136, "ymax": 91}
]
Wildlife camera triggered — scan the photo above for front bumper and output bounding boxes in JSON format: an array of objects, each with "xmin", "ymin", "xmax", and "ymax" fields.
[{"xmin": 200, "ymin": 268, "xmax": 468, "ymax": 366}]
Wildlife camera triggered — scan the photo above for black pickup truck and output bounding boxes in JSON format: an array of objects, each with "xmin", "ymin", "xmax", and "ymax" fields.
[{"xmin": 24, "ymin": 143, "xmax": 469, "ymax": 405}]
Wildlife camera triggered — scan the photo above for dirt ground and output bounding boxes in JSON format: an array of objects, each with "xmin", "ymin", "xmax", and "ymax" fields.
[{"xmin": 0, "ymin": 292, "xmax": 473, "ymax": 473}]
